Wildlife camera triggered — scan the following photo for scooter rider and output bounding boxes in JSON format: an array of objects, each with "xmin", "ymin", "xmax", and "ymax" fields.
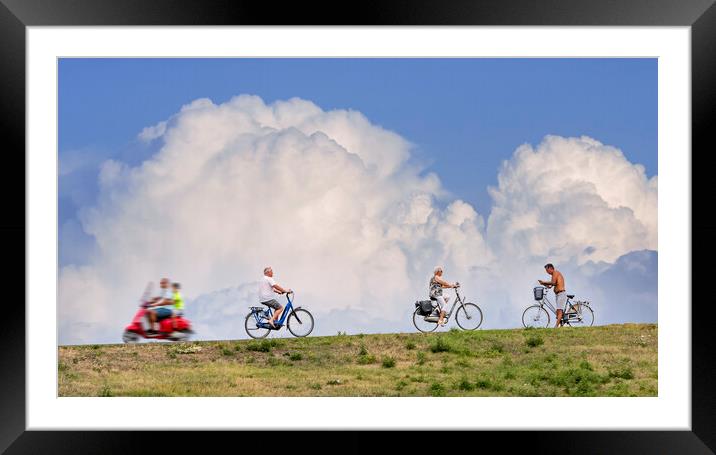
[
  {"xmin": 170, "ymin": 282, "xmax": 184, "ymax": 336},
  {"xmin": 146, "ymin": 278, "xmax": 174, "ymax": 334}
]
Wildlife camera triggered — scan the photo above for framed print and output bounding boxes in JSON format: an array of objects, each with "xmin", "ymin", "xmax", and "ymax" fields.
[{"xmin": 4, "ymin": 0, "xmax": 715, "ymax": 453}]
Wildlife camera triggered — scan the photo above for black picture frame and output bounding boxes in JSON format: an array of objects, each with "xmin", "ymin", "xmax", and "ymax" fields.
[{"xmin": 2, "ymin": 0, "xmax": 714, "ymax": 453}]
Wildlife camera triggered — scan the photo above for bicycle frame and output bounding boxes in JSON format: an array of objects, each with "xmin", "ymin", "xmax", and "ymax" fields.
[
  {"xmin": 251, "ymin": 293, "xmax": 295, "ymax": 327},
  {"xmin": 436, "ymin": 288, "xmax": 467, "ymax": 319},
  {"xmin": 537, "ymin": 290, "xmax": 586, "ymax": 322},
  {"xmin": 537, "ymin": 293, "xmax": 572, "ymax": 315}
]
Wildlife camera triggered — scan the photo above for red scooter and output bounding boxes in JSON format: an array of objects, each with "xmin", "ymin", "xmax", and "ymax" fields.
[{"xmin": 122, "ymin": 286, "xmax": 194, "ymax": 343}]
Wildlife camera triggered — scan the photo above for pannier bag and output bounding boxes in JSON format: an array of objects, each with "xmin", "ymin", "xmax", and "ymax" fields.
[
  {"xmin": 533, "ymin": 286, "xmax": 545, "ymax": 301},
  {"xmin": 415, "ymin": 300, "xmax": 434, "ymax": 316}
]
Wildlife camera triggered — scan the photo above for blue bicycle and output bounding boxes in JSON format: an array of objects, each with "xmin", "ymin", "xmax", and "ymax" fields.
[{"xmin": 244, "ymin": 291, "xmax": 314, "ymax": 339}]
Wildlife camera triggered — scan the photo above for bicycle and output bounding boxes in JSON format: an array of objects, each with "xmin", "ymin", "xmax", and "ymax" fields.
[
  {"xmin": 412, "ymin": 284, "xmax": 483, "ymax": 333},
  {"xmin": 244, "ymin": 291, "xmax": 314, "ymax": 339},
  {"xmin": 522, "ymin": 286, "xmax": 594, "ymax": 328}
]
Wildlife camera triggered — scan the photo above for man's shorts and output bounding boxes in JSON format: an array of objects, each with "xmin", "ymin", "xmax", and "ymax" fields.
[
  {"xmin": 555, "ymin": 291, "xmax": 568, "ymax": 311},
  {"xmin": 156, "ymin": 307, "xmax": 173, "ymax": 320},
  {"xmin": 261, "ymin": 299, "xmax": 283, "ymax": 310}
]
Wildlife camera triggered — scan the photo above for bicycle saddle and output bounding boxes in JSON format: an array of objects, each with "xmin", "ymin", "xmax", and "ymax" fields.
[
  {"xmin": 567, "ymin": 294, "xmax": 575, "ymax": 299},
  {"xmin": 429, "ymin": 296, "xmax": 437, "ymax": 300}
]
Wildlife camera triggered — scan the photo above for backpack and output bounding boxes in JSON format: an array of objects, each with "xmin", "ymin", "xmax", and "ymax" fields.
[{"xmin": 415, "ymin": 300, "xmax": 434, "ymax": 316}]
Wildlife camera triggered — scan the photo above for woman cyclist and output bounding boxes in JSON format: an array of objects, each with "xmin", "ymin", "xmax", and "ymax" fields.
[{"xmin": 429, "ymin": 266, "xmax": 459, "ymax": 326}]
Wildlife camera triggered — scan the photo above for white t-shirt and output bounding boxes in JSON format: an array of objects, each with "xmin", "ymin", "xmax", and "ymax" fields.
[
  {"xmin": 258, "ymin": 275, "xmax": 277, "ymax": 302},
  {"xmin": 155, "ymin": 287, "xmax": 173, "ymax": 308}
]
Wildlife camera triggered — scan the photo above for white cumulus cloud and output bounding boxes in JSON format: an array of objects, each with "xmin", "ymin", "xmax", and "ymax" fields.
[
  {"xmin": 58, "ymin": 96, "xmax": 657, "ymax": 344},
  {"xmin": 59, "ymin": 95, "xmax": 491, "ymax": 343},
  {"xmin": 138, "ymin": 120, "xmax": 168, "ymax": 142},
  {"xmin": 486, "ymin": 135, "xmax": 657, "ymax": 265}
]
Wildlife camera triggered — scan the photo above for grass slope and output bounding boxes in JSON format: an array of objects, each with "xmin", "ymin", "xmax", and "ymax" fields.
[{"xmin": 58, "ymin": 324, "xmax": 657, "ymax": 397}]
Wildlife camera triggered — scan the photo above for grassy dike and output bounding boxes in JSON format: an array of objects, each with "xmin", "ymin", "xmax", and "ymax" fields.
[{"xmin": 58, "ymin": 323, "xmax": 656, "ymax": 397}]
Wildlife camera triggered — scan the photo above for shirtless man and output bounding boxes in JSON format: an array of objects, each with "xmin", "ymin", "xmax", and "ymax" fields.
[{"xmin": 539, "ymin": 263, "xmax": 567, "ymax": 328}]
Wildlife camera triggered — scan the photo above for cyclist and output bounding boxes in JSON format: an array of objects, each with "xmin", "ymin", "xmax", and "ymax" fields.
[
  {"xmin": 146, "ymin": 277, "xmax": 174, "ymax": 334},
  {"xmin": 538, "ymin": 263, "xmax": 567, "ymax": 328},
  {"xmin": 258, "ymin": 266, "xmax": 292, "ymax": 328},
  {"xmin": 429, "ymin": 266, "xmax": 458, "ymax": 326}
]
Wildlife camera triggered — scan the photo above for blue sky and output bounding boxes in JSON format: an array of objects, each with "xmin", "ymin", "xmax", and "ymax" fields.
[
  {"xmin": 59, "ymin": 58, "xmax": 657, "ymax": 266},
  {"xmin": 58, "ymin": 58, "xmax": 659, "ymax": 343}
]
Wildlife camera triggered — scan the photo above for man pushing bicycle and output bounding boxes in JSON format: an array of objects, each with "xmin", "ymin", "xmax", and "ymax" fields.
[{"xmin": 538, "ymin": 263, "xmax": 567, "ymax": 328}]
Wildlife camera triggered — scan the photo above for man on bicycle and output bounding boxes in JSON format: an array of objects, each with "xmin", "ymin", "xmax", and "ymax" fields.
[
  {"xmin": 539, "ymin": 263, "xmax": 567, "ymax": 328},
  {"xmin": 258, "ymin": 266, "xmax": 292, "ymax": 328}
]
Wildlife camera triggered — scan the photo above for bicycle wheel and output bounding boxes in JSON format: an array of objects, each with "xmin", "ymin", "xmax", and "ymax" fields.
[
  {"xmin": 245, "ymin": 312, "xmax": 270, "ymax": 339},
  {"xmin": 522, "ymin": 305, "xmax": 550, "ymax": 328},
  {"xmin": 287, "ymin": 309, "xmax": 314, "ymax": 337},
  {"xmin": 570, "ymin": 304, "xmax": 595, "ymax": 327},
  {"xmin": 455, "ymin": 303, "xmax": 483, "ymax": 330},
  {"xmin": 412, "ymin": 308, "xmax": 438, "ymax": 333}
]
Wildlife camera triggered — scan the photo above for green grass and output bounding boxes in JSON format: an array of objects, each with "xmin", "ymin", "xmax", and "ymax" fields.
[
  {"xmin": 246, "ymin": 339, "xmax": 281, "ymax": 352},
  {"xmin": 416, "ymin": 351, "xmax": 427, "ymax": 366},
  {"xmin": 58, "ymin": 323, "xmax": 657, "ymax": 397},
  {"xmin": 525, "ymin": 334, "xmax": 544, "ymax": 348},
  {"xmin": 430, "ymin": 382, "xmax": 446, "ymax": 396},
  {"xmin": 429, "ymin": 337, "xmax": 454, "ymax": 353},
  {"xmin": 99, "ymin": 385, "xmax": 113, "ymax": 397},
  {"xmin": 357, "ymin": 354, "xmax": 377, "ymax": 365},
  {"xmin": 382, "ymin": 356, "xmax": 396, "ymax": 368}
]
